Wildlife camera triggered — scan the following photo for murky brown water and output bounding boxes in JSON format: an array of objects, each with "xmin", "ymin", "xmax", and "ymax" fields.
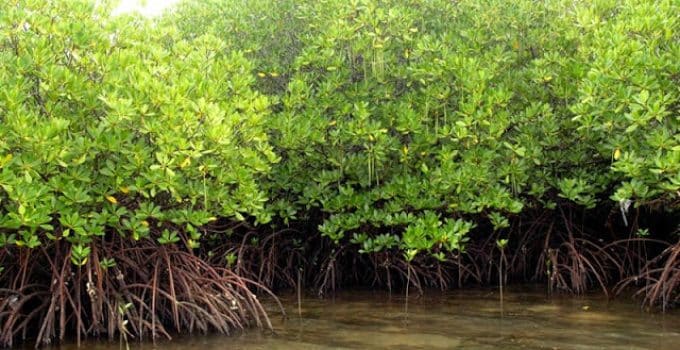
[{"xmin": 53, "ymin": 287, "xmax": 680, "ymax": 349}]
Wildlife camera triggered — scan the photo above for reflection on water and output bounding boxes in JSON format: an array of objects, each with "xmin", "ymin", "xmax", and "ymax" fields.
[{"xmin": 55, "ymin": 286, "xmax": 680, "ymax": 350}]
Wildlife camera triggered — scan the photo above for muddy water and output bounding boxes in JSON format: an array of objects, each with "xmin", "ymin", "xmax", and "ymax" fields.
[{"xmin": 58, "ymin": 287, "xmax": 680, "ymax": 349}]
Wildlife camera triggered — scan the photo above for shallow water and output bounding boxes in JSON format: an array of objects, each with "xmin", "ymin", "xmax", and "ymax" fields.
[{"xmin": 55, "ymin": 286, "xmax": 680, "ymax": 350}]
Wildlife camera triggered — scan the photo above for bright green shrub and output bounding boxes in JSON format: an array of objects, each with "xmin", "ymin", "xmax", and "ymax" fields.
[
  {"xmin": 170, "ymin": 0, "xmax": 307, "ymax": 94},
  {"xmin": 172, "ymin": 0, "xmax": 578, "ymax": 259},
  {"xmin": 2, "ymin": 0, "xmax": 677, "ymax": 265},
  {"xmin": 171, "ymin": 0, "xmax": 679, "ymax": 262},
  {"xmin": 567, "ymin": 0, "xmax": 680, "ymax": 206},
  {"xmin": 2, "ymin": 0, "xmax": 678, "ymax": 345},
  {"xmin": 0, "ymin": 0, "xmax": 277, "ymax": 263}
]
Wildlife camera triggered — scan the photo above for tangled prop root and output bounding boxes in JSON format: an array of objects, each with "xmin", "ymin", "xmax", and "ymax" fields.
[{"xmin": 0, "ymin": 238, "xmax": 275, "ymax": 348}]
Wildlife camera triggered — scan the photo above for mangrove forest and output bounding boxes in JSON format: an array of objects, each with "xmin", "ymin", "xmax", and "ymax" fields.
[{"xmin": 0, "ymin": 0, "xmax": 679, "ymax": 347}]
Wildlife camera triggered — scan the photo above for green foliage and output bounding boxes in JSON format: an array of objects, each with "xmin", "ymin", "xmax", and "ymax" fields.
[
  {"xmin": 1, "ymin": 0, "xmax": 678, "ymax": 264},
  {"xmin": 172, "ymin": 0, "xmax": 678, "ymax": 258},
  {"xmin": 70, "ymin": 244, "xmax": 91, "ymax": 266},
  {"xmin": 568, "ymin": 0, "xmax": 680, "ymax": 205},
  {"xmin": 0, "ymin": 0, "xmax": 276, "ymax": 262},
  {"xmin": 173, "ymin": 0, "xmax": 564, "ymax": 254},
  {"xmin": 496, "ymin": 239, "xmax": 509, "ymax": 250},
  {"xmin": 99, "ymin": 257, "xmax": 116, "ymax": 269}
]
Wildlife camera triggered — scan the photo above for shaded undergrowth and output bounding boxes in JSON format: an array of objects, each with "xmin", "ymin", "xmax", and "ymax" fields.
[
  {"xmin": 211, "ymin": 204, "xmax": 679, "ymax": 308},
  {"xmin": 1, "ymin": 205, "xmax": 678, "ymax": 348}
]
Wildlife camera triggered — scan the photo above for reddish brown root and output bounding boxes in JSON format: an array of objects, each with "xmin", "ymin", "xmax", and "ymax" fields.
[
  {"xmin": 0, "ymin": 238, "xmax": 275, "ymax": 348},
  {"xmin": 616, "ymin": 239, "xmax": 680, "ymax": 311}
]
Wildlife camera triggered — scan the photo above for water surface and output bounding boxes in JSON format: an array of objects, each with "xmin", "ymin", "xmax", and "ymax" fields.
[{"xmin": 60, "ymin": 287, "xmax": 680, "ymax": 349}]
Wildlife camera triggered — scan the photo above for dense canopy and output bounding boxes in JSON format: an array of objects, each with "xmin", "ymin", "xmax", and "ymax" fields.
[{"xmin": 0, "ymin": 0, "xmax": 678, "ymax": 347}]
